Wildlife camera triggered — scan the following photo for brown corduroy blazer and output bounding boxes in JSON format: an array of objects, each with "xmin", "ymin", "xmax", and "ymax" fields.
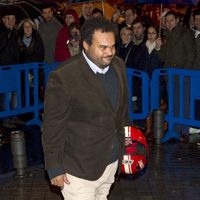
[{"xmin": 42, "ymin": 53, "xmax": 129, "ymax": 181}]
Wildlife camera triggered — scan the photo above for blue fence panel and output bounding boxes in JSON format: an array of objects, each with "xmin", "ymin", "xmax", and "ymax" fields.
[
  {"xmin": 126, "ymin": 68, "xmax": 150, "ymax": 121},
  {"xmin": 0, "ymin": 62, "xmax": 55, "ymax": 126},
  {"xmin": 1, "ymin": 63, "xmax": 199, "ymax": 144},
  {"xmin": 151, "ymin": 68, "xmax": 200, "ymax": 142}
]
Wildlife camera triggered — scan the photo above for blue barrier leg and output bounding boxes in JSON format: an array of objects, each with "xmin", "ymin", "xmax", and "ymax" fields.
[
  {"xmin": 161, "ymin": 122, "xmax": 179, "ymax": 142},
  {"xmin": 26, "ymin": 118, "xmax": 41, "ymax": 127}
]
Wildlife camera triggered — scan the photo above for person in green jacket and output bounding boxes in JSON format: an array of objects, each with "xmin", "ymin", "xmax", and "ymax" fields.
[{"xmin": 155, "ymin": 11, "xmax": 195, "ymax": 141}]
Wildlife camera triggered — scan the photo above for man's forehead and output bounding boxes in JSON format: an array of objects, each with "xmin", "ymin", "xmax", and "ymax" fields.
[
  {"xmin": 93, "ymin": 30, "xmax": 115, "ymax": 37},
  {"xmin": 42, "ymin": 8, "xmax": 53, "ymax": 12},
  {"xmin": 92, "ymin": 31, "xmax": 115, "ymax": 44},
  {"xmin": 3, "ymin": 15, "xmax": 15, "ymax": 19},
  {"xmin": 133, "ymin": 23, "xmax": 143, "ymax": 28}
]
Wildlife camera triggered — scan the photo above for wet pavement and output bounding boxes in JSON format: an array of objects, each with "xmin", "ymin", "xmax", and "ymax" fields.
[{"xmin": 0, "ymin": 125, "xmax": 200, "ymax": 199}]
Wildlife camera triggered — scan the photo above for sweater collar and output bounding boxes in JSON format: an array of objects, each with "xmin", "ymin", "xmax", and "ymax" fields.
[{"xmin": 82, "ymin": 50, "xmax": 109, "ymax": 74}]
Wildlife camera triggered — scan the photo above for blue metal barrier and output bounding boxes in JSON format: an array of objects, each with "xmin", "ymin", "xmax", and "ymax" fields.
[
  {"xmin": 126, "ymin": 68, "xmax": 150, "ymax": 121},
  {"xmin": 0, "ymin": 64, "xmax": 150, "ymax": 127},
  {"xmin": 2, "ymin": 63, "xmax": 200, "ymax": 143},
  {"xmin": 0, "ymin": 63, "xmax": 54, "ymax": 126},
  {"xmin": 151, "ymin": 68, "xmax": 200, "ymax": 142}
]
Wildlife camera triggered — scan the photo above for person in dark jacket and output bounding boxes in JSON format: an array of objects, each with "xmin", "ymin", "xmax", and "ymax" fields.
[
  {"xmin": 135, "ymin": 25, "xmax": 166, "ymax": 138},
  {"xmin": 17, "ymin": 18, "xmax": 44, "ymax": 63},
  {"xmin": 79, "ymin": 2, "xmax": 93, "ymax": 26},
  {"xmin": 118, "ymin": 26, "xmax": 138, "ymax": 68},
  {"xmin": 189, "ymin": 9, "xmax": 200, "ymax": 134},
  {"xmin": 156, "ymin": 11, "xmax": 195, "ymax": 69},
  {"xmin": 192, "ymin": 9, "xmax": 200, "ymax": 69},
  {"xmin": 156, "ymin": 11, "xmax": 195, "ymax": 140},
  {"xmin": 0, "ymin": 8, "xmax": 19, "ymax": 128},
  {"xmin": 0, "ymin": 8, "xmax": 19, "ymax": 66},
  {"xmin": 17, "ymin": 18, "xmax": 45, "ymax": 104},
  {"xmin": 118, "ymin": 26, "xmax": 138, "ymax": 113},
  {"xmin": 118, "ymin": 8, "xmax": 137, "ymax": 32},
  {"xmin": 135, "ymin": 25, "xmax": 163, "ymax": 78},
  {"xmin": 132, "ymin": 18, "xmax": 147, "ymax": 46}
]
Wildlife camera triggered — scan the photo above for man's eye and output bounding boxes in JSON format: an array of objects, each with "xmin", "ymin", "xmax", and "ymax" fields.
[{"xmin": 99, "ymin": 46, "xmax": 107, "ymax": 50}]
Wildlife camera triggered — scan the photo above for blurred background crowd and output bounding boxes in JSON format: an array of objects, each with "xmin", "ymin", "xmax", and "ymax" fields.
[
  {"xmin": 0, "ymin": 0, "xmax": 199, "ymax": 65},
  {"xmin": 0, "ymin": 0, "xmax": 200, "ymax": 137}
]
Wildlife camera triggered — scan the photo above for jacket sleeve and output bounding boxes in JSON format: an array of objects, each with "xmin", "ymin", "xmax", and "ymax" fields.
[
  {"xmin": 183, "ymin": 29, "xmax": 195, "ymax": 68},
  {"xmin": 54, "ymin": 28, "xmax": 71, "ymax": 62},
  {"xmin": 118, "ymin": 56, "xmax": 131, "ymax": 126},
  {"xmin": 30, "ymin": 33, "xmax": 45, "ymax": 62},
  {"xmin": 42, "ymin": 71, "xmax": 71, "ymax": 179},
  {"xmin": 0, "ymin": 31, "xmax": 7, "ymax": 53}
]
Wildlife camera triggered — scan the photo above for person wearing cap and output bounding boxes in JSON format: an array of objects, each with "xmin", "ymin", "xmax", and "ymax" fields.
[
  {"xmin": 0, "ymin": 8, "xmax": 19, "ymax": 66},
  {"xmin": 0, "ymin": 8, "xmax": 19, "ymax": 127}
]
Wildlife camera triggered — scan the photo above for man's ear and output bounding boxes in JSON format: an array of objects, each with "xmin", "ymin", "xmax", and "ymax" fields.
[{"xmin": 83, "ymin": 41, "xmax": 89, "ymax": 50}]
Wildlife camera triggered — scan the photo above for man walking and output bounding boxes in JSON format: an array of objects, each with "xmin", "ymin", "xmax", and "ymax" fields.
[{"xmin": 42, "ymin": 17, "xmax": 129, "ymax": 199}]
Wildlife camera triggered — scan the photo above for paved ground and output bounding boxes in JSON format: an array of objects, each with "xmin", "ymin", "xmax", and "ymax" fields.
[{"xmin": 0, "ymin": 141, "xmax": 200, "ymax": 200}]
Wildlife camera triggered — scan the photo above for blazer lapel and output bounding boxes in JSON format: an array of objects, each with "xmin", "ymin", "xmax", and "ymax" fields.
[
  {"xmin": 111, "ymin": 63, "xmax": 123, "ymax": 113},
  {"xmin": 78, "ymin": 54, "xmax": 114, "ymax": 111}
]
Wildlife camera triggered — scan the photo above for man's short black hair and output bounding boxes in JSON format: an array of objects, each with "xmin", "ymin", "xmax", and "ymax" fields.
[
  {"xmin": 165, "ymin": 11, "xmax": 179, "ymax": 19},
  {"xmin": 132, "ymin": 17, "xmax": 145, "ymax": 27},
  {"xmin": 1, "ymin": 7, "xmax": 16, "ymax": 18},
  {"xmin": 92, "ymin": 8, "xmax": 103, "ymax": 16},
  {"xmin": 41, "ymin": 4, "xmax": 53, "ymax": 11},
  {"xmin": 193, "ymin": 9, "xmax": 200, "ymax": 18},
  {"xmin": 124, "ymin": 7, "xmax": 136, "ymax": 15},
  {"xmin": 80, "ymin": 16, "xmax": 116, "ymax": 46}
]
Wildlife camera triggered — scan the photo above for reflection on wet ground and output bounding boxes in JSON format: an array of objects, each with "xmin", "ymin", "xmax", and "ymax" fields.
[{"xmin": 0, "ymin": 125, "xmax": 200, "ymax": 200}]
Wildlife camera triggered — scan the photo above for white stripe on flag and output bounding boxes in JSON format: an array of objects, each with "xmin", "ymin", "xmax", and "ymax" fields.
[
  {"xmin": 128, "ymin": 155, "xmax": 132, "ymax": 174},
  {"xmin": 123, "ymin": 155, "xmax": 131, "ymax": 174},
  {"xmin": 124, "ymin": 126, "xmax": 131, "ymax": 138}
]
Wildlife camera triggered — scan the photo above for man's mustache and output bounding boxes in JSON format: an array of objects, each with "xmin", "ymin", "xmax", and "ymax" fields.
[{"xmin": 103, "ymin": 55, "xmax": 114, "ymax": 59}]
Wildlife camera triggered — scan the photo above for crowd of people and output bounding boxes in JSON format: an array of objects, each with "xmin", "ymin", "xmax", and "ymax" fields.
[
  {"xmin": 0, "ymin": 2, "xmax": 200, "ymax": 133},
  {"xmin": 1, "ymin": 2, "xmax": 200, "ymax": 199},
  {"xmin": 0, "ymin": 3, "xmax": 199, "ymax": 68}
]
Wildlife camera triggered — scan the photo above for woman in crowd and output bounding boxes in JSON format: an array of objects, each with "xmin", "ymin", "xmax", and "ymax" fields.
[
  {"xmin": 135, "ymin": 25, "xmax": 163, "ymax": 77},
  {"xmin": 135, "ymin": 25, "xmax": 166, "ymax": 139},
  {"xmin": 17, "ymin": 18, "xmax": 45, "ymax": 105},
  {"xmin": 17, "ymin": 18, "xmax": 44, "ymax": 63},
  {"xmin": 54, "ymin": 9, "xmax": 79, "ymax": 62},
  {"xmin": 67, "ymin": 22, "xmax": 81, "ymax": 56},
  {"xmin": 118, "ymin": 26, "xmax": 138, "ymax": 67}
]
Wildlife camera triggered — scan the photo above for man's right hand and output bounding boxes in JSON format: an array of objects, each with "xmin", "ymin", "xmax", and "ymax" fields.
[
  {"xmin": 156, "ymin": 37, "xmax": 162, "ymax": 50},
  {"xmin": 51, "ymin": 174, "xmax": 70, "ymax": 188}
]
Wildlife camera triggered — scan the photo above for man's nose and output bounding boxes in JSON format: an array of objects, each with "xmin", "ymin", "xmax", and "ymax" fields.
[{"xmin": 106, "ymin": 47, "xmax": 115, "ymax": 55}]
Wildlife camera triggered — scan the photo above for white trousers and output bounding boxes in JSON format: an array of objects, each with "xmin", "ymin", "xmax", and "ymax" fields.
[{"xmin": 61, "ymin": 160, "xmax": 118, "ymax": 200}]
